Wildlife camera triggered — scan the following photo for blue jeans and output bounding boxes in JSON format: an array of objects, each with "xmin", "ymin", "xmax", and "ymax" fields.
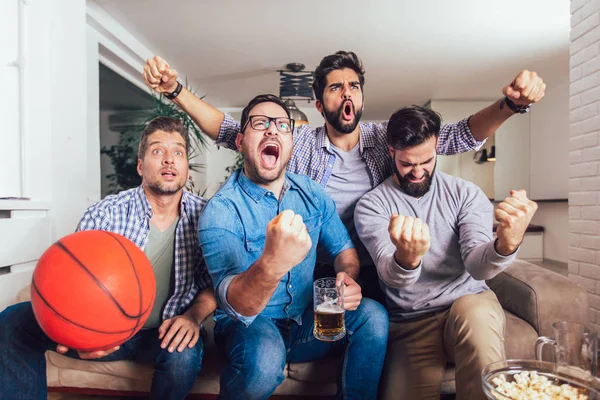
[
  {"xmin": 0, "ymin": 302, "xmax": 203, "ymax": 400},
  {"xmin": 214, "ymin": 298, "xmax": 389, "ymax": 400}
]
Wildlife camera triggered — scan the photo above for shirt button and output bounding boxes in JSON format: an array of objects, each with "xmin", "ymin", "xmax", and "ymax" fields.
[{"xmin": 288, "ymin": 284, "xmax": 292, "ymax": 289}]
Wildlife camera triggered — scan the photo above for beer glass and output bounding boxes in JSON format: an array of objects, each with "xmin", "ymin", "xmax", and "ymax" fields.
[
  {"xmin": 313, "ymin": 277, "xmax": 345, "ymax": 341},
  {"xmin": 535, "ymin": 321, "xmax": 598, "ymax": 380}
]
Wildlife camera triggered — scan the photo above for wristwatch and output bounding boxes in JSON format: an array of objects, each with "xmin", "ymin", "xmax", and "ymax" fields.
[
  {"xmin": 164, "ymin": 82, "xmax": 183, "ymax": 100},
  {"xmin": 500, "ymin": 96, "xmax": 531, "ymax": 114}
]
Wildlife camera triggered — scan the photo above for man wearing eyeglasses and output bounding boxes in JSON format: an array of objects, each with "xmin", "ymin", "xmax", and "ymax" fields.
[
  {"xmin": 143, "ymin": 51, "xmax": 545, "ymax": 304},
  {"xmin": 197, "ymin": 94, "xmax": 388, "ymax": 400}
]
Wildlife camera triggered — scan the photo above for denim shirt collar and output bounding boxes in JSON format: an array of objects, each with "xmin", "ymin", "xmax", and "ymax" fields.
[{"xmin": 237, "ymin": 170, "xmax": 294, "ymax": 203}]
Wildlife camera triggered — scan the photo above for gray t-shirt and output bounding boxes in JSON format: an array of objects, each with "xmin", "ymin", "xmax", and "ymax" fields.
[
  {"xmin": 355, "ymin": 171, "xmax": 516, "ymax": 322},
  {"xmin": 143, "ymin": 217, "xmax": 179, "ymax": 328},
  {"xmin": 326, "ymin": 142, "xmax": 374, "ymax": 267}
]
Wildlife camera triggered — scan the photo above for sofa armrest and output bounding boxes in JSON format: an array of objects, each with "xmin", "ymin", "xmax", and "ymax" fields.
[{"xmin": 486, "ymin": 259, "xmax": 589, "ymax": 338}]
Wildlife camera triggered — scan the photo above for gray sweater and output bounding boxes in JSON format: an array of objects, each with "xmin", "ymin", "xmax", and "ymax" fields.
[{"xmin": 354, "ymin": 171, "xmax": 516, "ymax": 322}]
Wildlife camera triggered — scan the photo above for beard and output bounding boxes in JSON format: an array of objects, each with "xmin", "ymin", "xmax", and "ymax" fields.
[
  {"xmin": 146, "ymin": 180, "xmax": 186, "ymax": 196},
  {"xmin": 243, "ymin": 160, "xmax": 287, "ymax": 185},
  {"xmin": 394, "ymin": 160, "xmax": 436, "ymax": 198},
  {"xmin": 323, "ymin": 101, "xmax": 363, "ymax": 134}
]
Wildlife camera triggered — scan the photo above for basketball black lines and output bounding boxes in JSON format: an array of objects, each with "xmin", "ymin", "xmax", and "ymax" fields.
[{"xmin": 105, "ymin": 231, "xmax": 146, "ymax": 340}]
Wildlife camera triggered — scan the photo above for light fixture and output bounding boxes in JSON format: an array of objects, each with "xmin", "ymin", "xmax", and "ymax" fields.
[
  {"xmin": 473, "ymin": 149, "xmax": 488, "ymax": 164},
  {"xmin": 473, "ymin": 146, "xmax": 496, "ymax": 164},
  {"xmin": 487, "ymin": 145, "xmax": 496, "ymax": 161},
  {"xmin": 283, "ymin": 99, "xmax": 309, "ymax": 126},
  {"xmin": 279, "ymin": 63, "xmax": 314, "ymax": 126}
]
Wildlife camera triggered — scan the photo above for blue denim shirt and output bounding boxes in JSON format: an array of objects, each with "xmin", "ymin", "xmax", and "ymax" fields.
[{"xmin": 198, "ymin": 170, "xmax": 353, "ymax": 327}]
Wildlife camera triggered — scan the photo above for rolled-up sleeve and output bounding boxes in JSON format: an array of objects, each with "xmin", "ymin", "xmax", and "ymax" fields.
[
  {"xmin": 216, "ymin": 114, "xmax": 241, "ymax": 151},
  {"xmin": 437, "ymin": 117, "xmax": 485, "ymax": 155},
  {"xmin": 216, "ymin": 274, "xmax": 257, "ymax": 326}
]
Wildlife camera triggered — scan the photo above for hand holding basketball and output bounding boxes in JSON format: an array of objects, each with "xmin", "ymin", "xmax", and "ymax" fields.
[
  {"xmin": 56, "ymin": 344, "xmax": 120, "ymax": 360},
  {"xmin": 31, "ymin": 230, "xmax": 156, "ymax": 352}
]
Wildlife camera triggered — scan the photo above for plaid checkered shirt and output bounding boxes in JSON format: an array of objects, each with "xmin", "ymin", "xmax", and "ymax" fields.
[
  {"xmin": 217, "ymin": 115, "xmax": 483, "ymax": 187},
  {"xmin": 76, "ymin": 186, "xmax": 211, "ymax": 322}
]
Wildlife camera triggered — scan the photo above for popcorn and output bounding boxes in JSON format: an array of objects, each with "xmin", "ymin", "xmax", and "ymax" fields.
[{"xmin": 491, "ymin": 371, "xmax": 589, "ymax": 400}]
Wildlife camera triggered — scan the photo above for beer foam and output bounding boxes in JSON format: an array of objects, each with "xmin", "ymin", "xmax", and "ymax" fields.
[{"xmin": 316, "ymin": 302, "xmax": 344, "ymax": 314}]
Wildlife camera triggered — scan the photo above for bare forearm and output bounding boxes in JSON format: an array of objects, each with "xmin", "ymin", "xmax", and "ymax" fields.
[
  {"xmin": 333, "ymin": 248, "xmax": 360, "ymax": 280},
  {"xmin": 227, "ymin": 257, "xmax": 282, "ymax": 316},
  {"xmin": 183, "ymin": 287, "xmax": 218, "ymax": 324},
  {"xmin": 468, "ymin": 98, "xmax": 515, "ymax": 141},
  {"xmin": 172, "ymin": 88, "xmax": 225, "ymax": 140}
]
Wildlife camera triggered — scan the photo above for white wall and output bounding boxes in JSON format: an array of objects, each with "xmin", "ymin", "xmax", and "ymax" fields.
[
  {"xmin": 530, "ymin": 73, "xmax": 570, "ymax": 200},
  {"xmin": 0, "ymin": 0, "xmax": 90, "ymax": 310},
  {"xmin": 50, "ymin": 0, "xmax": 90, "ymax": 238},
  {"xmin": 429, "ymin": 100, "xmax": 498, "ymax": 199},
  {"xmin": 530, "ymin": 202, "xmax": 569, "ymax": 263}
]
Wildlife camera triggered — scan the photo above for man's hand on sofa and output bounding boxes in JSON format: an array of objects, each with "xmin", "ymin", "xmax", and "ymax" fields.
[
  {"xmin": 494, "ymin": 189, "xmax": 538, "ymax": 256},
  {"xmin": 55, "ymin": 344, "xmax": 120, "ymax": 360},
  {"xmin": 158, "ymin": 315, "xmax": 201, "ymax": 353}
]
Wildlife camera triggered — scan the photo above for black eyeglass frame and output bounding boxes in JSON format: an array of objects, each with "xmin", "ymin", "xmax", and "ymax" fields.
[{"xmin": 241, "ymin": 115, "xmax": 295, "ymax": 134}]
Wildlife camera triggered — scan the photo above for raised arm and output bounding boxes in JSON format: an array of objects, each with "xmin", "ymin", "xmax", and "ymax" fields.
[
  {"xmin": 436, "ymin": 69, "xmax": 546, "ymax": 155},
  {"xmin": 142, "ymin": 56, "xmax": 239, "ymax": 148},
  {"xmin": 468, "ymin": 70, "xmax": 546, "ymax": 141},
  {"xmin": 199, "ymin": 207, "xmax": 312, "ymax": 324},
  {"xmin": 457, "ymin": 188, "xmax": 537, "ymax": 281}
]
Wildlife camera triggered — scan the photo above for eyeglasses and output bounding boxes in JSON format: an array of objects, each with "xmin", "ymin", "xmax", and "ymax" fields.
[{"xmin": 242, "ymin": 115, "xmax": 295, "ymax": 134}]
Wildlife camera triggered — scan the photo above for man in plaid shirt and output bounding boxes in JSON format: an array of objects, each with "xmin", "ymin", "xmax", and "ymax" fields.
[
  {"xmin": 143, "ymin": 51, "xmax": 545, "ymax": 301},
  {"xmin": 0, "ymin": 117, "xmax": 216, "ymax": 400}
]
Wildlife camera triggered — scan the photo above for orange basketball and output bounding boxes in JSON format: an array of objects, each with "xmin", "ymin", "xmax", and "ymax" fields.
[{"xmin": 31, "ymin": 230, "xmax": 156, "ymax": 352}]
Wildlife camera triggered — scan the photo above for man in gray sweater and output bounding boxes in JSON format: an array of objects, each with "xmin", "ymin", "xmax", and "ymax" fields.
[{"xmin": 354, "ymin": 106, "xmax": 538, "ymax": 400}]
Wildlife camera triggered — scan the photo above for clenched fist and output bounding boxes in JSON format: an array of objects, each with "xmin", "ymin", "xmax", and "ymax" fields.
[
  {"xmin": 503, "ymin": 70, "xmax": 546, "ymax": 106},
  {"xmin": 262, "ymin": 210, "xmax": 312, "ymax": 278},
  {"xmin": 495, "ymin": 190, "xmax": 538, "ymax": 256},
  {"xmin": 143, "ymin": 56, "xmax": 179, "ymax": 94},
  {"xmin": 388, "ymin": 214, "xmax": 430, "ymax": 270}
]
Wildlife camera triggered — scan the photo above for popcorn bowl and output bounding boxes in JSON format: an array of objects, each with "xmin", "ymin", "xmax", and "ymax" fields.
[{"xmin": 482, "ymin": 359, "xmax": 600, "ymax": 400}]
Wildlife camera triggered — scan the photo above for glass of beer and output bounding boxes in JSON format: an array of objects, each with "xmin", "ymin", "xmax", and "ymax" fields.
[{"xmin": 313, "ymin": 277, "xmax": 345, "ymax": 341}]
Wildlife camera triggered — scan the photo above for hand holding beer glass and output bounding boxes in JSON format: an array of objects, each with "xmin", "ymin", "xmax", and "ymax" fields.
[{"xmin": 313, "ymin": 277, "xmax": 346, "ymax": 341}]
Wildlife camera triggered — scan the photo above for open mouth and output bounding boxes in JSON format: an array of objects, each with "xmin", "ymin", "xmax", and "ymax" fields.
[
  {"xmin": 161, "ymin": 169, "xmax": 178, "ymax": 179},
  {"xmin": 342, "ymin": 101, "xmax": 354, "ymax": 121},
  {"xmin": 260, "ymin": 142, "xmax": 280, "ymax": 168},
  {"xmin": 407, "ymin": 173, "xmax": 425, "ymax": 183}
]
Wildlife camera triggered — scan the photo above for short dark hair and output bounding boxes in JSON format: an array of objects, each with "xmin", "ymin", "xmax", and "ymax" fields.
[
  {"xmin": 387, "ymin": 106, "xmax": 442, "ymax": 150},
  {"xmin": 240, "ymin": 94, "xmax": 291, "ymax": 133},
  {"xmin": 138, "ymin": 116, "xmax": 189, "ymax": 159},
  {"xmin": 312, "ymin": 51, "xmax": 365, "ymax": 103}
]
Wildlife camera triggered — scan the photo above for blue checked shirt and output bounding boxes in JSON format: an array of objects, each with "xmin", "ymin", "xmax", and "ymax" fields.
[
  {"xmin": 217, "ymin": 115, "xmax": 484, "ymax": 188},
  {"xmin": 76, "ymin": 186, "xmax": 211, "ymax": 322}
]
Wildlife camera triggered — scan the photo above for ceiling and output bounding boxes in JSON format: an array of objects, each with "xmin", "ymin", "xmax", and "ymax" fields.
[{"xmin": 95, "ymin": 0, "xmax": 570, "ymax": 121}]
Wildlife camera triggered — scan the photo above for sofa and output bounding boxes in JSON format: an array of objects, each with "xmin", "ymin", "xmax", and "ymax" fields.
[{"xmin": 12, "ymin": 259, "xmax": 588, "ymax": 398}]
